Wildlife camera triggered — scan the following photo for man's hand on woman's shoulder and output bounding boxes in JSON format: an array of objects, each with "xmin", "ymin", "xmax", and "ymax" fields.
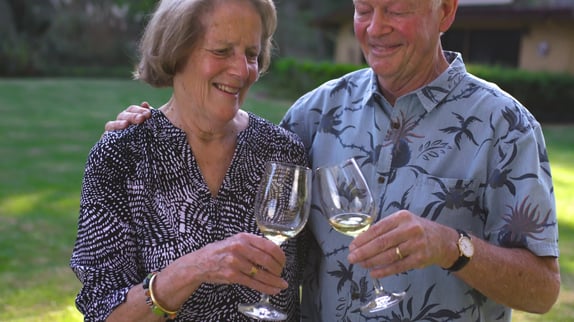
[{"xmin": 104, "ymin": 101, "xmax": 153, "ymax": 131}]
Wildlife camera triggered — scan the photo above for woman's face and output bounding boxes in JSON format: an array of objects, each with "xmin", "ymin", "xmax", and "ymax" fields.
[{"xmin": 173, "ymin": 0, "xmax": 262, "ymax": 125}]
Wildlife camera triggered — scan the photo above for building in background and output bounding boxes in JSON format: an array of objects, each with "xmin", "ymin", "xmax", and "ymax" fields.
[{"xmin": 313, "ymin": 0, "xmax": 574, "ymax": 75}]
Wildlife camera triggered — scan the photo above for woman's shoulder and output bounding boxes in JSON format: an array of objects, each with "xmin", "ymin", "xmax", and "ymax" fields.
[
  {"xmin": 247, "ymin": 112, "xmax": 302, "ymax": 144},
  {"xmin": 91, "ymin": 109, "xmax": 176, "ymax": 158},
  {"xmin": 241, "ymin": 112, "xmax": 308, "ymax": 166}
]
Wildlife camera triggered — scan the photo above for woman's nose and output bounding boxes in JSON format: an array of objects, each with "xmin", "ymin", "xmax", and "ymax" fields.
[{"xmin": 230, "ymin": 54, "xmax": 250, "ymax": 79}]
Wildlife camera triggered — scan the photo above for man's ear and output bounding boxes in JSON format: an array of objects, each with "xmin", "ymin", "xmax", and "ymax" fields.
[{"xmin": 439, "ymin": 0, "xmax": 458, "ymax": 33}]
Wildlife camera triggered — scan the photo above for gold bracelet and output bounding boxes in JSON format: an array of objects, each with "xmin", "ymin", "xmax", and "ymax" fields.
[{"xmin": 148, "ymin": 273, "xmax": 178, "ymax": 319}]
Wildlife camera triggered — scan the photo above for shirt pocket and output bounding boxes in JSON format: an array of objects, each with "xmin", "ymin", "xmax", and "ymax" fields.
[{"xmin": 402, "ymin": 174, "xmax": 485, "ymax": 229}]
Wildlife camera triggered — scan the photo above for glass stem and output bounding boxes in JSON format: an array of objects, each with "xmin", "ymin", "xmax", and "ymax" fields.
[
  {"xmin": 372, "ymin": 278, "xmax": 384, "ymax": 295},
  {"xmin": 260, "ymin": 293, "xmax": 271, "ymax": 303}
]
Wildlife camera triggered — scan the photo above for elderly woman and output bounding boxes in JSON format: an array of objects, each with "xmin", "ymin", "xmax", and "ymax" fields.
[{"xmin": 70, "ymin": 0, "xmax": 307, "ymax": 321}]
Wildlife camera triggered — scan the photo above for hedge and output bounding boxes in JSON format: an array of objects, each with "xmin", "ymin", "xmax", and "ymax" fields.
[{"xmin": 268, "ymin": 57, "xmax": 574, "ymax": 124}]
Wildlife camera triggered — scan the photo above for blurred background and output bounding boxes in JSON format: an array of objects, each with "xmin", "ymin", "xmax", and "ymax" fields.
[
  {"xmin": 2, "ymin": 0, "xmax": 574, "ymax": 77},
  {"xmin": 1, "ymin": 0, "xmax": 573, "ymax": 321}
]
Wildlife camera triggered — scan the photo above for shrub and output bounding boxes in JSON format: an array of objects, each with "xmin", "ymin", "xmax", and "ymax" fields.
[{"xmin": 268, "ymin": 57, "xmax": 574, "ymax": 123}]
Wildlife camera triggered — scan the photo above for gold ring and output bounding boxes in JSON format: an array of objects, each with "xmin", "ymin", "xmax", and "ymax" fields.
[
  {"xmin": 249, "ymin": 266, "xmax": 258, "ymax": 277},
  {"xmin": 395, "ymin": 246, "xmax": 403, "ymax": 260}
]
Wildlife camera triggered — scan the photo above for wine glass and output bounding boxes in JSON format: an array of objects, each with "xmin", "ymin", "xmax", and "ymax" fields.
[
  {"xmin": 238, "ymin": 161, "xmax": 312, "ymax": 321},
  {"xmin": 315, "ymin": 158, "xmax": 405, "ymax": 314}
]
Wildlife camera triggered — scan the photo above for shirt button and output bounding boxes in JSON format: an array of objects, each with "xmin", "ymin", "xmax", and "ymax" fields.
[
  {"xmin": 391, "ymin": 122, "xmax": 400, "ymax": 129},
  {"xmin": 378, "ymin": 176, "xmax": 386, "ymax": 184}
]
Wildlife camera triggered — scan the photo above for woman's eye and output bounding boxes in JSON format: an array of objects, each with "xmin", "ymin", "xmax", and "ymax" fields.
[
  {"xmin": 247, "ymin": 53, "xmax": 259, "ymax": 62},
  {"xmin": 212, "ymin": 48, "xmax": 230, "ymax": 56}
]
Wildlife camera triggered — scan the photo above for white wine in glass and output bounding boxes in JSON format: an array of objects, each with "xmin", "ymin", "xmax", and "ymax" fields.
[
  {"xmin": 315, "ymin": 158, "xmax": 405, "ymax": 314},
  {"xmin": 329, "ymin": 212, "xmax": 373, "ymax": 237},
  {"xmin": 238, "ymin": 161, "xmax": 312, "ymax": 321}
]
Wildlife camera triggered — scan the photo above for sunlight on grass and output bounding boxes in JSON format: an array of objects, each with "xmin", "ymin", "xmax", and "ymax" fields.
[
  {"xmin": 1, "ymin": 79, "xmax": 572, "ymax": 321},
  {"xmin": 1, "ymin": 267, "xmax": 83, "ymax": 322},
  {"xmin": 553, "ymin": 164, "xmax": 574, "ymax": 225},
  {"xmin": 40, "ymin": 306, "xmax": 83, "ymax": 322},
  {"xmin": 0, "ymin": 192, "xmax": 49, "ymax": 217},
  {"xmin": 5, "ymin": 304, "xmax": 82, "ymax": 322}
]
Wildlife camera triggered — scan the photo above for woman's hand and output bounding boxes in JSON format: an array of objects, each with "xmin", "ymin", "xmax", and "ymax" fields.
[
  {"xmin": 164, "ymin": 232, "xmax": 288, "ymax": 298},
  {"xmin": 136, "ymin": 232, "xmax": 288, "ymax": 317},
  {"xmin": 187, "ymin": 232, "xmax": 288, "ymax": 293}
]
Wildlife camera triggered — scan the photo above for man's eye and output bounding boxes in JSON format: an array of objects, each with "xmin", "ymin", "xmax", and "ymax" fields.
[
  {"xmin": 354, "ymin": 7, "xmax": 372, "ymax": 17},
  {"xmin": 387, "ymin": 5, "xmax": 413, "ymax": 16}
]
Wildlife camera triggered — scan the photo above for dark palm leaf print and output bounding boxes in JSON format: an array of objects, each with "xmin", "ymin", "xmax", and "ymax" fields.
[
  {"xmin": 314, "ymin": 105, "xmax": 355, "ymax": 138},
  {"xmin": 501, "ymin": 104, "xmax": 530, "ymax": 135},
  {"xmin": 355, "ymin": 132, "xmax": 384, "ymax": 167},
  {"xmin": 498, "ymin": 196, "xmax": 553, "ymax": 248},
  {"xmin": 385, "ymin": 284, "xmax": 461, "ymax": 321},
  {"xmin": 440, "ymin": 112, "xmax": 482, "ymax": 150},
  {"xmin": 328, "ymin": 261, "xmax": 356, "ymax": 294},
  {"xmin": 384, "ymin": 111, "xmax": 424, "ymax": 169},
  {"xmin": 421, "ymin": 178, "xmax": 476, "ymax": 221},
  {"xmin": 330, "ymin": 78, "xmax": 358, "ymax": 97},
  {"xmin": 386, "ymin": 187, "xmax": 412, "ymax": 212},
  {"xmin": 422, "ymin": 86, "xmax": 450, "ymax": 103},
  {"xmin": 487, "ymin": 142, "xmax": 538, "ymax": 196}
]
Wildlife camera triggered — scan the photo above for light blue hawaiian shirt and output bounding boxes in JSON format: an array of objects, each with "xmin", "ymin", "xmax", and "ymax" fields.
[{"xmin": 280, "ymin": 51, "xmax": 559, "ymax": 322}]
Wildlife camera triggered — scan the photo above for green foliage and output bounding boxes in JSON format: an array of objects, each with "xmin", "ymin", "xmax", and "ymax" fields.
[
  {"xmin": 0, "ymin": 0, "xmax": 142, "ymax": 77},
  {"xmin": 466, "ymin": 64, "xmax": 574, "ymax": 123},
  {"xmin": 269, "ymin": 57, "xmax": 574, "ymax": 123},
  {"xmin": 267, "ymin": 57, "xmax": 368, "ymax": 100},
  {"xmin": 0, "ymin": 34, "xmax": 40, "ymax": 76},
  {"xmin": 114, "ymin": 0, "xmax": 158, "ymax": 16}
]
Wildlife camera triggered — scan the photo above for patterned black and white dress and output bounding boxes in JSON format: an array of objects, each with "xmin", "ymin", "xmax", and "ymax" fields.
[{"xmin": 70, "ymin": 109, "xmax": 308, "ymax": 321}]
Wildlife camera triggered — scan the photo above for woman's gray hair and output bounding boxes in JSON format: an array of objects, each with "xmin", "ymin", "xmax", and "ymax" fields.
[{"xmin": 134, "ymin": 0, "xmax": 277, "ymax": 87}]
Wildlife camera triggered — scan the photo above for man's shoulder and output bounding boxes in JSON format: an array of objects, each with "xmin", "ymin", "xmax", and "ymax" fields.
[
  {"xmin": 294, "ymin": 67, "xmax": 373, "ymax": 103},
  {"xmin": 323, "ymin": 67, "xmax": 372, "ymax": 88}
]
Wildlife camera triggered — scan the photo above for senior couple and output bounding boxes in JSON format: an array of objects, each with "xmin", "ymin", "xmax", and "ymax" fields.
[{"xmin": 70, "ymin": 0, "xmax": 560, "ymax": 321}]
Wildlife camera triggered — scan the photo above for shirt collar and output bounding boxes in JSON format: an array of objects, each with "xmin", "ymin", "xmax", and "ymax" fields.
[{"xmin": 364, "ymin": 51, "xmax": 467, "ymax": 113}]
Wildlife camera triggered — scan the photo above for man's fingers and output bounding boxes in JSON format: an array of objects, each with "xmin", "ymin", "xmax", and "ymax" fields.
[
  {"xmin": 126, "ymin": 104, "xmax": 152, "ymax": 114},
  {"xmin": 104, "ymin": 120, "xmax": 130, "ymax": 132}
]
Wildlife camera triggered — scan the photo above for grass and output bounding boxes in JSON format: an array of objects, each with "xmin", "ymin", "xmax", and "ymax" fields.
[{"xmin": 0, "ymin": 78, "xmax": 572, "ymax": 321}]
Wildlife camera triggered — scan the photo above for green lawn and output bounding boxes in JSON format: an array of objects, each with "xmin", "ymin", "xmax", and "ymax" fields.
[{"xmin": 0, "ymin": 78, "xmax": 572, "ymax": 321}]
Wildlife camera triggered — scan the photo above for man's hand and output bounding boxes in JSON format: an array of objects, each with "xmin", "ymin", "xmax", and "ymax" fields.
[{"xmin": 104, "ymin": 102, "xmax": 153, "ymax": 131}]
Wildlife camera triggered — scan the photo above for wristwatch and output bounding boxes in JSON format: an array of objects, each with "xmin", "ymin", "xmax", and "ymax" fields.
[{"xmin": 446, "ymin": 229, "xmax": 474, "ymax": 272}]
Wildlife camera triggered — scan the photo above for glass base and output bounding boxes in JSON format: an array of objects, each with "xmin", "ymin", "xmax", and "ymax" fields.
[
  {"xmin": 360, "ymin": 291, "xmax": 406, "ymax": 314},
  {"xmin": 238, "ymin": 302, "xmax": 288, "ymax": 321}
]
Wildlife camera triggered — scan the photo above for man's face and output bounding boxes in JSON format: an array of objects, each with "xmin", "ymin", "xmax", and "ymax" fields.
[{"xmin": 353, "ymin": 0, "xmax": 449, "ymax": 89}]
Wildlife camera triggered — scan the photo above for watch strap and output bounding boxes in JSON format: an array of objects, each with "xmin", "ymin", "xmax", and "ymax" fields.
[{"xmin": 445, "ymin": 229, "xmax": 471, "ymax": 272}]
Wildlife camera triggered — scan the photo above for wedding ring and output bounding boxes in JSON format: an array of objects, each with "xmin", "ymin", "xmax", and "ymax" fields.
[
  {"xmin": 395, "ymin": 246, "xmax": 404, "ymax": 260},
  {"xmin": 249, "ymin": 266, "xmax": 258, "ymax": 277}
]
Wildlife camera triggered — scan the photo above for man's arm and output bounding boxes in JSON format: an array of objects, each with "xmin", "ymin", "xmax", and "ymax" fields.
[
  {"xmin": 348, "ymin": 212, "xmax": 561, "ymax": 314},
  {"xmin": 457, "ymin": 233, "xmax": 560, "ymax": 314}
]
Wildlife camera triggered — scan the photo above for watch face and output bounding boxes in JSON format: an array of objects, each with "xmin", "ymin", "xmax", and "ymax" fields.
[{"xmin": 460, "ymin": 237, "xmax": 474, "ymax": 257}]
